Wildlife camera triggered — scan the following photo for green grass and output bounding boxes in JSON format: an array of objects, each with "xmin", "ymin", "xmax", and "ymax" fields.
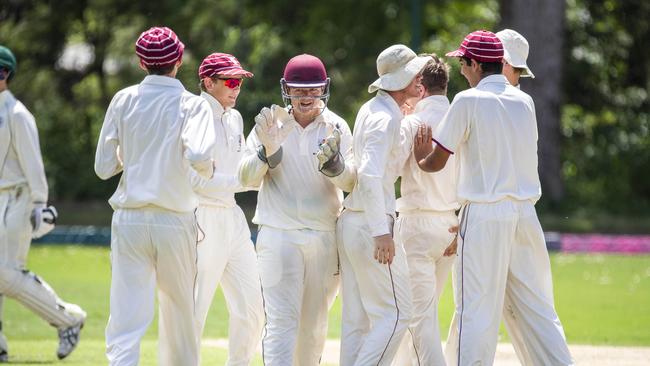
[{"xmin": 2, "ymin": 245, "xmax": 650, "ymax": 364}]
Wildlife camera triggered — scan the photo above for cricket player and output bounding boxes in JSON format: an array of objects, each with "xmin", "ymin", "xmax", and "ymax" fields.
[
  {"xmin": 393, "ymin": 54, "xmax": 459, "ymax": 366},
  {"xmin": 497, "ymin": 29, "xmax": 535, "ymax": 87},
  {"xmin": 414, "ymin": 30, "xmax": 573, "ymax": 366},
  {"xmin": 0, "ymin": 45, "xmax": 86, "ymax": 362},
  {"xmin": 191, "ymin": 52, "xmax": 264, "ymax": 365},
  {"xmin": 95, "ymin": 27, "xmax": 216, "ymax": 366},
  {"xmin": 338, "ymin": 45, "xmax": 430, "ymax": 366},
  {"xmin": 238, "ymin": 54, "xmax": 354, "ymax": 366}
]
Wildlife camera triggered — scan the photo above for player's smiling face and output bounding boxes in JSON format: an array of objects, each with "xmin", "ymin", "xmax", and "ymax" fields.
[
  {"xmin": 205, "ymin": 75, "xmax": 243, "ymax": 109},
  {"xmin": 287, "ymin": 86, "xmax": 324, "ymax": 122}
]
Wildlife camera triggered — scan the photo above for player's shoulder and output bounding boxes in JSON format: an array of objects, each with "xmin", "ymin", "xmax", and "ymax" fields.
[
  {"xmin": 402, "ymin": 113, "xmax": 423, "ymax": 128},
  {"xmin": 181, "ymin": 90, "xmax": 211, "ymax": 110},
  {"xmin": 7, "ymin": 96, "xmax": 35, "ymax": 126},
  {"xmin": 110, "ymin": 84, "xmax": 139, "ymax": 105},
  {"xmin": 400, "ymin": 114, "xmax": 422, "ymax": 137},
  {"xmin": 509, "ymin": 86, "xmax": 534, "ymax": 104},
  {"xmin": 450, "ymin": 88, "xmax": 480, "ymax": 107}
]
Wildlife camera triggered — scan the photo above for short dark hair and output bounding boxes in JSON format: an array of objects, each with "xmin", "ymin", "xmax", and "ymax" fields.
[
  {"xmin": 199, "ymin": 79, "xmax": 208, "ymax": 92},
  {"xmin": 146, "ymin": 64, "xmax": 176, "ymax": 76},
  {"xmin": 420, "ymin": 54, "xmax": 449, "ymax": 94},
  {"xmin": 462, "ymin": 56, "xmax": 503, "ymax": 76}
]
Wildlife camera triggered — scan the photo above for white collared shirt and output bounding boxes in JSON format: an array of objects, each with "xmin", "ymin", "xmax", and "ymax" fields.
[
  {"xmin": 239, "ymin": 107, "xmax": 353, "ymax": 231},
  {"xmin": 343, "ymin": 90, "xmax": 404, "ymax": 236},
  {"xmin": 397, "ymin": 95, "xmax": 459, "ymax": 213},
  {"xmin": 433, "ymin": 74, "xmax": 541, "ymax": 204},
  {"xmin": 191, "ymin": 92, "xmax": 251, "ymax": 208},
  {"xmin": 0, "ymin": 90, "xmax": 48, "ymax": 203},
  {"xmin": 95, "ymin": 75, "xmax": 216, "ymax": 212}
]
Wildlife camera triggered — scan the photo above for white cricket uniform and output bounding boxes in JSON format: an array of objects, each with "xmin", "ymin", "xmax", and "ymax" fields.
[
  {"xmin": 339, "ymin": 90, "xmax": 412, "ymax": 366},
  {"xmin": 433, "ymin": 74, "xmax": 573, "ymax": 366},
  {"xmin": 393, "ymin": 95, "xmax": 459, "ymax": 366},
  {"xmin": 95, "ymin": 75, "xmax": 216, "ymax": 366},
  {"xmin": 191, "ymin": 92, "xmax": 263, "ymax": 366},
  {"xmin": 0, "ymin": 90, "xmax": 85, "ymax": 349},
  {"xmin": 238, "ymin": 108, "xmax": 353, "ymax": 366}
]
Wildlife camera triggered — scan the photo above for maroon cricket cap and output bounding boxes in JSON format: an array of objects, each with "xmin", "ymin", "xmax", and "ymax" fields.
[
  {"xmin": 283, "ymin": 54, "xmax": 328, "ymax": 87},
  {"xmin": 446, "ymin": 30, "xmax": 504, "ymax": 63},
  {"xmin": 135, "ymin": 27, "xmax": 185, "ymax": 68},
  {"xmin": 198, "ymin": 53, "xmax": 253, "ymax": 79}
]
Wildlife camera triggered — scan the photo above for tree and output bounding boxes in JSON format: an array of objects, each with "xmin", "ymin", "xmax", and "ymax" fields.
[{"xmin": 499, "ymin": 0, "xmax": 566, "ymax": 204}]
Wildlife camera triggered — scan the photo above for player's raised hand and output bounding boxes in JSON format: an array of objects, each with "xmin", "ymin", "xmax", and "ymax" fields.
[
  {"xmin": 413, "ymin": 124, "xmax": 433, "ymax": 162},
  {"xmin": 316, "ymin": 128, "xmax": 341, "ymax": 167},
  {"xmin": 254, "ymin": 104, "xmax": 295, "ymax": 155},
  {"xmin": 373, "ymin": 234, "xmax": 396, "ymax": 265}
]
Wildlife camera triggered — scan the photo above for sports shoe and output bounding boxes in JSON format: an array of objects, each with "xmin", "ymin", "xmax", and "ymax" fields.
[
  {"xmin": 56, "ymin": 319, "xmax": 84, "ymax": 360},
  {"xmin": 0, "ymin": 350, "xmax": 7, "ymax": 363}
]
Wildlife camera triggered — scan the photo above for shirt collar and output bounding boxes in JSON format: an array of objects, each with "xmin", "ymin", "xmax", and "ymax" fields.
[
  {"xmin": 0, "ymin": 89, "xmax": 13, "ymax": 106},
  {"xmin": 376, "ymin": 90, "xmax": 403, "ymax": 117},
  {"xmin": 476, "ymin": 74, "xmax": 508, "ymax": 88},
  {"xmin": 295, "ymin": 108, "xmax": 333, "ymax": 132},
  {"xmin": 200, "ymin": 91, "xmax": 227, "ymax": 117},
  {"xmin": 414, "ymin": 95, "xmax": 449, "ymax": 113},
  {"xmin": 141, "ymin": 75, "xmax": 185, "ymax": 90}
]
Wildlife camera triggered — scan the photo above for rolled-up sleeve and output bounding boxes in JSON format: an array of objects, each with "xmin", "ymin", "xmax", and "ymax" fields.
[
  {"xmin": 94, "ymin": 96, "xmax": 123, "ymax": 180},
  {"xmin": 358, "ymin": 115, "xmax": 394, "ymax": 237},
  {"xmin": 13, "ymin": 108, "xmax": 48, "ymax": 203},
  {"xmin": 433, "ymin": 95, "xmax": 471, "ymax": 154},
  {"xmin": 182, "ymin": 99, "xmax": 216, "ymax": 178}
]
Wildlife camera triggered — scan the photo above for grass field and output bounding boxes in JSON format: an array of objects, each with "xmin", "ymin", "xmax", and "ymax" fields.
[{"xmin": 2, "ymin": 245, "xmax": 649, "ymax": 365}]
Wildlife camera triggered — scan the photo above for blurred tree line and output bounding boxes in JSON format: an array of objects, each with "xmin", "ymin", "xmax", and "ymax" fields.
[{"xmin": 0, "ymin": 0, "xmax": 648, "ymax": 229}]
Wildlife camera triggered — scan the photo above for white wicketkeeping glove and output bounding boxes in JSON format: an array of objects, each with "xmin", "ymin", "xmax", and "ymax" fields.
[
  {"xmin": 316, "ymin": 127, "xmax": 345, "ymax": 177},
  {"xmin": 31, "ymin": 204, "xmax": 58, "ymax": 239},
  {"xmin": 254, "ymin": 104, "xmax": 295, "ymax": 156}
]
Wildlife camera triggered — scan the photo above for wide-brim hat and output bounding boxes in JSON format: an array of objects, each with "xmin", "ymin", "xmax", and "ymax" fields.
[
  {"xmin": 198, "ymin": 53, "xmax": 253, "ymax": 79},
  {"xmin": 368, "ymin": 44, "xmax": 431, "ymax": 93},
  {"xmin": 496, "ymin": 29, "xmax": 534, "ymax": 78}
]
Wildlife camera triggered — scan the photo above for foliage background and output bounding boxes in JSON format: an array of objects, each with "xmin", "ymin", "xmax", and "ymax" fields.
[{"xmin": 0, "ymin": 0, "xmax": 648, "ymax": 231}]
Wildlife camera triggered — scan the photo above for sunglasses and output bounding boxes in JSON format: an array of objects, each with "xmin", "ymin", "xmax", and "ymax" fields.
[{"xmin": 217, "ymin": 77, "xmax": 243, "ymax": 89}]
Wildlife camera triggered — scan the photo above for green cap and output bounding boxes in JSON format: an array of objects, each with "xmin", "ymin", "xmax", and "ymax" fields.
[{"xmin": 0, "ymin": 46, "xmax": 17, "ymax": 81}]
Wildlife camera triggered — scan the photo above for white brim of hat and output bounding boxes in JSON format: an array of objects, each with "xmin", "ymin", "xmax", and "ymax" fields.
[
  {"xmin": 504, "ymin": 51, "xmax": 534, "ymax": 78},
  {"xmin": 285, "ymin": 81, "xmax": 328, "ymax": 88},
  {"xmin": 368, "ymin": 55, "xmax": 432, "ymax": 93}
]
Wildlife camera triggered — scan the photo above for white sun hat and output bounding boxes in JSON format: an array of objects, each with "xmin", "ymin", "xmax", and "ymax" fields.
[
  {"xmin": 368, "ymin": 44, "xmax": 432, "ymax": 93},
  {"xmin": 496, "ymin": 29, "xmax": 535, "ymax": 78}
]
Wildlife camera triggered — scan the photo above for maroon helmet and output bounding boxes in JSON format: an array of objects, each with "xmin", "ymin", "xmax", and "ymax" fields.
[{"xmin": 280, "ymin": 54, "xmax": 330, "ymax": 113}]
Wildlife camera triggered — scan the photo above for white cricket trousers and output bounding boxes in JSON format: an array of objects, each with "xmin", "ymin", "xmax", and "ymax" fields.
[
  {"xmin": 195, "ymin": 205, "xmax": 264, "ymax": 366},
  {"xmin": 256, "ymin": 226, "xmax": 339, "ymax": 366},
  {"xmin": 0, "ymin": 186, "xmax": 84, "ymax": 338},
  {"xmin": 105, "ymin": 208, "xmax": 200, "ymax": 366},
  {"xmin": 444, "ymin": 199, "xmax": 573, "ymax": 366},
  {"xmin": 393, "ymin": 211, "xmax": 457, "ymax": 366},
  {"xmin": 338, "ymin": 210, "xmax": 412, "ymax": 366}
]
